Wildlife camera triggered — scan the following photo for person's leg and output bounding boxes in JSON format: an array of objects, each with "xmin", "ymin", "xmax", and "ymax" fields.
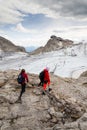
[
  {"xmin": 18, "ymin": 83, "xmax": 26, "ymax": 100},
  {"xmin": 48, "ymin": 87, "xmax": 52, "ymax": 92},
  {"xmin": 47, "ymin": 81, "xmax": 52, "ymax": 91},
  {"xmin": 43, "ymin": 83, "xmax": 47, "ymax": 90},
  {"xmin": 41, "ymin": 79, "xmax": 44, "ymax": 86},
  {"xmin": 42, "ymin": 82, "xmax": 47, "ymax": 95},
  {"xmin": 38, "ymin": 81, "xmax": 41, "ymax": 86},
  {"xmin": 38, "ymin": 78, "xmax": 43, "ymax": 86}
]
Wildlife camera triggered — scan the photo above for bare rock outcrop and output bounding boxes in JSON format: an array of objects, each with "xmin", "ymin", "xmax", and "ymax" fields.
[
  {"xmin": 0, "ymin": 36, "xmax": 26, "ymax": 52},
  {"xmin": 80, "ymin": 71, "xmax": 87, "ymax": 77},
  {"xmin": 30, "ymin": 36, "xmax": 73, "ymax": 55},
  {"xmin": 0, "ymin": 70, "xmax": 87, "ymax": 130},
  {"xmin": 44, "ymin": 36, "xmax": 73, "ymax": 52}
]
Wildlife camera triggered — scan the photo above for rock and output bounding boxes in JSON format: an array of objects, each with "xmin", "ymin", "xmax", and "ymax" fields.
[
  {"xmin": 53, "ymin": 125, "xmax": 64, "ymax": 130},
  {"xmin": 0, "ymin": 79, "xmax": 6, "ymax": 87},
  {"xmin": 78, "ymin": 113, "xmax": 87, "ymax": 123},
  {"xmin": 33, "ymin": 89, "xmax": 41, "ymax": 95},
  {"xmin": 54, "ymin": 112, "xmax": 63, "ymax": 118},
  {"xmin": 0, "ymin": 120, "xmax": 11, "ymax": 130},
  {"xmin": 0, "ymin": 106, "xmax": 10, "ymax": 119},
  {"xmin": 0, "ymin": 120, "xmax": 2, "ymax": 127},
  {"xmin": 79, "ymin": 122, "xmax": 87, "ymax": 130},
  {"xmin": 64, "ymin": 122, "xmax": 78, "ymax": 129},
  {"xmin": 48, "ymin": 107, "xmax": 55, "ymax": 115},
  {"xmin": 0, "ymin": 73, "xmax": 8, "ymax": 87},
  {"xmin": 30, "ymin": 36, "xmax": 73, "ymax": 55},
  {"xmin": 80, "ymin": 71, "xmax": 87, "ymax": 77},
  {"xmin": 0, "ymin": 70, "xmax": 87, "ymax": 130},
  {"xmin": 0, "ymin": 36, "xmax": 26, "ymax": 52}
]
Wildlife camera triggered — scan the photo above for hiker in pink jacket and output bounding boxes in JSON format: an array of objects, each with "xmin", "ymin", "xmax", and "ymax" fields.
[{"xmin": 17, "ymin": 69, "xmax": 29, "ymax": 102}]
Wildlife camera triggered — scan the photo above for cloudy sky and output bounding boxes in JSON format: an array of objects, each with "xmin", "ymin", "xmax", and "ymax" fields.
[{"xmin": 0, "ymin": 0, "xmax": 87, "ymax": 47}]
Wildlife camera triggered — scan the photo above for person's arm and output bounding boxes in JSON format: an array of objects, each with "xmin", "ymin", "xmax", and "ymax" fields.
[
  {"xmin": 25, "ymin": 73, "xmax": 29, "ymax": 82},
  {"xmin": 48, "ymin": 75, "xmax": 50, "ymax": 85}
]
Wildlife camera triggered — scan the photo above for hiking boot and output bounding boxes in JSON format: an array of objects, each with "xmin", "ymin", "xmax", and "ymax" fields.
[
  {"xmin": 38, "ymin": 82, "xmax": 43, "ymax": 87},
  {"xmin": 16, "ymin": 98, "xmax": 22, "ymax": 103},
  {"xmin": 48, "ymin": 88, "xmax": 52, "ymax": 92},
  {"xmin": 42, "ymin": 91, "xmax": 46, "ymax": 95}
]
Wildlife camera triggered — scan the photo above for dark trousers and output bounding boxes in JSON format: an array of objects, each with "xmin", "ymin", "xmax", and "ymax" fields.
[
  {"xmin": 19, "ymin": 83, "xmax": 26, "ymax": 99},
  {"xmin": 38, "ymin": 79, "xmax": 44, "ymax": 86},
  {"xmin": 38, "ymin": 81, "xmax": 43, "ymax": 86}
]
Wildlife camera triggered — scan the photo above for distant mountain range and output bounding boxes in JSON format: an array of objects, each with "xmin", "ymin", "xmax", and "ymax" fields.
[
  {"xmin": 0, "ymin": 35, "xmax": 80, "ymax": 54},
  {"xmin": 25, "ymin": 46, "xmax": 38, "ymax": 52},
  {"xmin": 0, "ymin": 36, "xmax": 26, "ymax": 52}
]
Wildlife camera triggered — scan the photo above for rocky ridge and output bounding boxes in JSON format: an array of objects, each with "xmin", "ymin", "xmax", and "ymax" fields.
[
  {"xmin": 0, "ymin": 69, "xmax": 87, "ymax": 130},
  {"xmin": 30, "ymin": 35, "xmax": 74, "ymax": 55},
  {"xmin": 0, "ymin": 36, "xmax": 26, "ymax": 52}
]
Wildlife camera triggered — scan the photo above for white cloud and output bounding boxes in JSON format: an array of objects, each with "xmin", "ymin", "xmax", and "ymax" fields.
[
  {"xmin": 0, "ymin": 0, "xmax": 55, "ymax": 25},
  {"xmin": 1, "ymin": 0, "xmax": 87, "ymax": 25},
  {"xmin": 0, "ymin": 29, "xmax": 4, "ymax": 34},
  {"xmin": 0, "ymin": 0, "xmax": 87, "ymax": 46},
  {"xmin": 0, "ymin": 1, "xmax": 24, "ymax": 24},
  {"xmin": 0, "ymin": 29, "xmax": 10, "ymax": 39},
  {"xmin": 13, "ymin": 23, "xmax": 36, "ymax": 33},
  {"xmin": 13, "ymin": 38, "xmax": 47, "ymax": 47},
  {"xmin": 53, "ymin": 25, "xmax": 87, "ymax": 42}
]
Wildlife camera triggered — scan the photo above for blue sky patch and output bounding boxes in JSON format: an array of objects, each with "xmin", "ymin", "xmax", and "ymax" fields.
[{"xmin": 22, "ymin": 13, "xmax": 53, "ymax": 29}]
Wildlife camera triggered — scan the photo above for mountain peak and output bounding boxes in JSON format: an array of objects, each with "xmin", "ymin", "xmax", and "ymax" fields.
[
  {"xmin": 30, "ymin": 36, "xmax": 73, "ymax": 55},
  {"xmin": 0, "ymin": 36, "xmax": 26, "ymax": 52}
]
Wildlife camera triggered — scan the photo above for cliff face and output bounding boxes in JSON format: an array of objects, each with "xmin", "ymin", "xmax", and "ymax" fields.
[
  {"xmin": 0, "ymin": 69, "xmax": 87, "ymax": 130},
  {"xmin": 30, "ymin": 36, "xmax": 73, "ymax": 55},
  {"xmin": 44, "ymin": 36, "xmax": 73, "ymax": 52},
  {"xmin": 0, "ymin": 36, "xmax": 26, "ymax": 52}
]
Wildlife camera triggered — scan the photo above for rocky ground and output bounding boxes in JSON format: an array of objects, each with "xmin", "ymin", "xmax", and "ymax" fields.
[{"xmin": 0, "ymin": 69, "xmax": 87, "ymax": 130}]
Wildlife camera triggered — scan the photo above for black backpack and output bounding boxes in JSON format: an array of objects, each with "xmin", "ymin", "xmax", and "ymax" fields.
[
  {"xmin": 39, "ymin": 71, "xmax": 44, "ymax": 81},
  {"xmin": 17, "ymin": 74, "xmax": 24, "ymax": 84}
]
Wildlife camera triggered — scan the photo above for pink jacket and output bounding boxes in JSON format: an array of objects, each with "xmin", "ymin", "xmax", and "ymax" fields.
[{"xmin": 21, "ymin": 72, "xmax": 29, "ymax": 84}]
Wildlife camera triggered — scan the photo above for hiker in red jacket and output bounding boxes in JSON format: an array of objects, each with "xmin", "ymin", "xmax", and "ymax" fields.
[
  {"xmin": 42, "ymin": 67, "xmax": 52, "ymax": 95},
  {"xmin": 17, "ymin": 69, "xmax": 29, "ymax": 102}
]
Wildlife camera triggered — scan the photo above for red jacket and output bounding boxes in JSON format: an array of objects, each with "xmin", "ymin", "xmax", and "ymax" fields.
[
  {"xmin": 43, "ymin": 69, "xmax": 50, "ymax": 83},
  {"xmin": 21, "ymin": 72, "xmax": 29, "ymax": 84}
]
